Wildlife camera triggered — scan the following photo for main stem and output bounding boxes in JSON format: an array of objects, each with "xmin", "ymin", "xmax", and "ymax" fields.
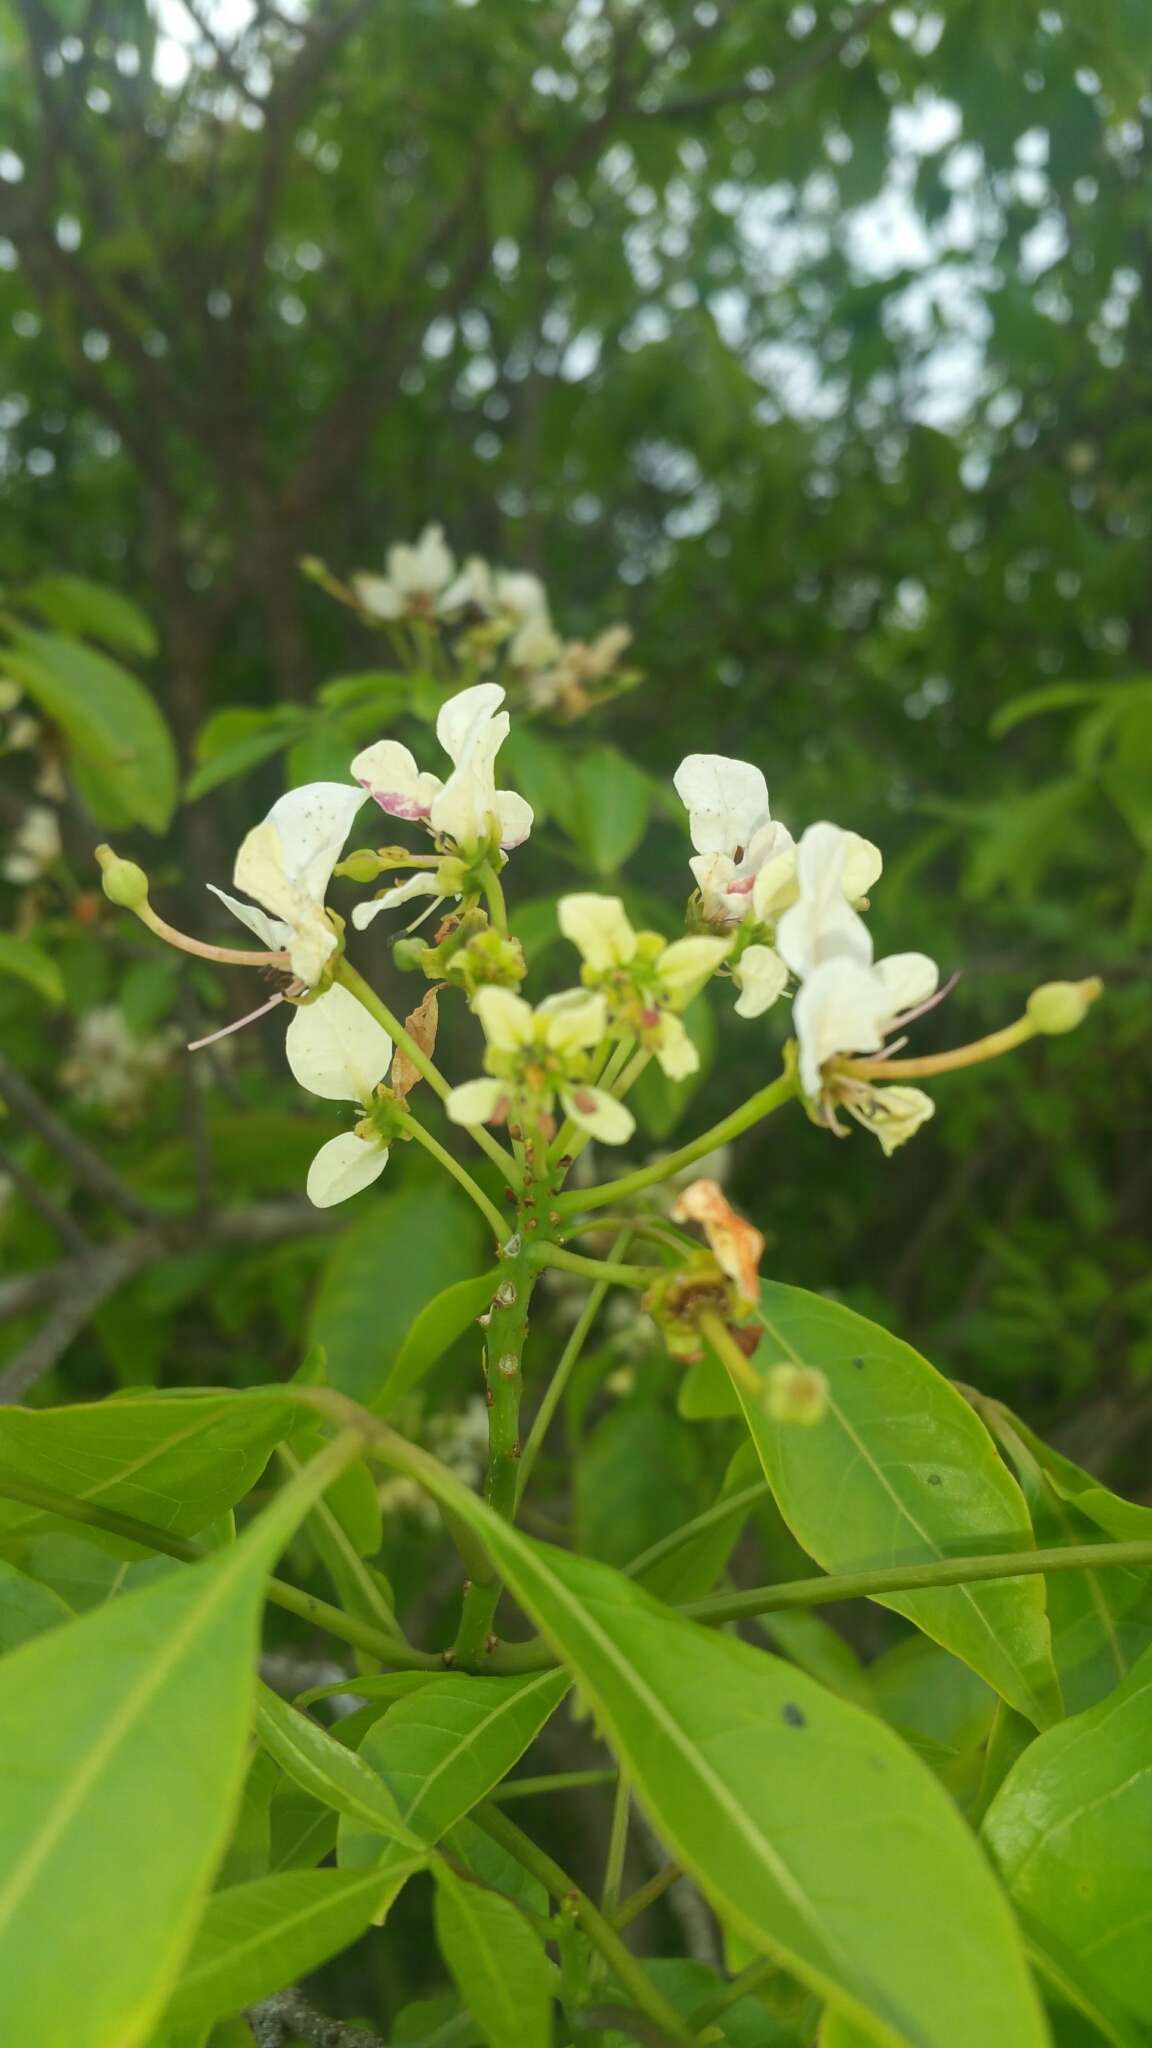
[{"xmin": 452, "ymin": 1215, "xmax": 537, "ymax": 1666}]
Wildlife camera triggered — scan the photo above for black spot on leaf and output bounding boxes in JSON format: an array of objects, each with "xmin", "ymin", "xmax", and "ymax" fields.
[
  {"xmin": 927, "ymin": 1473, "xmax": 942, "ymax": 1486},
  {"xmin": 782, "ymin": 1701, "xmax": 807, "ymax": 1729}
]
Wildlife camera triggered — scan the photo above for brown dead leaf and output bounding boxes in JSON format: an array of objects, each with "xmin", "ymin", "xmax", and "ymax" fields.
[
  {"xmin": 392, "ymin": 986, "xmax": 441, "ymax": 1102},
  {"xmin": 670, "ymin": 1177, "xmax": 763, "ymax": 1307}
]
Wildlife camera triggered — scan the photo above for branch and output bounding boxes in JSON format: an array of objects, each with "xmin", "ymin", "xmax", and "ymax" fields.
[
  {"xmin": 643, "ymin": 0, "xmax": 898, "ymax": 121},
  {"xmin": 247, "ymin": 1990, "xmax": 387, "ymax": 2048},
  {"xmin": 0, "ymin": 1051, "xmax": 157, "ymax": 1226},
  {"xmin": 0, "ymin": 1145, "xmax": 91, "ymax": 1258}
]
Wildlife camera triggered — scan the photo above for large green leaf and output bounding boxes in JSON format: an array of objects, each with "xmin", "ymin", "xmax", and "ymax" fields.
[
  {"xmin": 432, "ymin": 1511, "xmax": 1048, "ymax": 2048},
  {"xmin": 434, "ymin": 1870, "xmax": 554, "ymax": 2048},
  {"xmin": 161, "ymin": 1865, "xmax": 424, "ymax": 2031},
  {"xmin": 406, "ymin": 1444, "xmax": 1048, "ymax": 2045},
  {"xmin": 984, "ymin": 1640, "xmax": 1152, "ymax": 2028},
  {"xmin": 0, "ymin": 1391, "xmax": 294, "ymax": 1541},
  {"xmin": 0, "ymin": 935, "xmax": 64, "ymax": 1006},
  {"xmin": 0, "ymin": 1450, "xmax": 339, "ymax": 2048},
  {"xmin": 309, "ymin": 1181, "xmax": 488, "ymax": 1405},
  {"xmin": 566, "ymin": 746, "xmax": 651, "ymax": 875},
  {"xmin": 0, "ymin": 1561, "xmax": 73, "ymax": 1652},
  {"xmin": 21, "ymin": 574, "xmax": 158, "ymax": 658},
  {"xmin": 577, "ymin": 1400, "xmax": 702, "ymax": 1570},
  {"xmin": 3, "ymin": 625, "xmax": 177, "ymax": 832},
  {"xmin": 255, "ymin": 1684, "xmax": 421, "ymax": 1848},
  {"xmin": 339, "ymin": 1670, "xmax": 568, "ymax": 1871},
  {"xmin": 733, "ymin": 1285, "xmax": 1062, "ymax": 1726}
]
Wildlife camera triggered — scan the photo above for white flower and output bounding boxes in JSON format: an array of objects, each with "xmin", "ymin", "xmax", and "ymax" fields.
[
  {"xmin": 674, "ymin": 754, "xmax": 796, "ymax": 928},
  {"xmin": 351, "ymin": 684, "xmax": 533, "ymax": 927},
  {"xmin": 209, "ymin": 783, "xmax": 364, "ymax": 987},
  {"xmin": 285, "ymin": 983, "xmax": 394, "ymax": 1207},
  {"xmin": 780, "ymin": 823, "xmax": 937, "ymax": 1100},
  {"xmin": 558, "ymin": 893, "xmax": 728, "ymax": 1079},
  {"xmin": 841, "ymin": 1082, "xmax": 936, "ymax": 1156},
  {"xmin": 446, "ymin": 985, "xmax": 635, "ymax": 1144},
  {"xmin": 59, "ymin": 1006, "xmax": 177, "ymax": 1120},
  {"xmin": 352, "ymin": 524, "xmax": 457, "ymax": 621},
  {"xmin": 3, "ymin": 805, "xmax": 61, "ymax": 884}
]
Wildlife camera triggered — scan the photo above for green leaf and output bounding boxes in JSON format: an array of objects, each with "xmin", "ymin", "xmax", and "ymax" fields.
[
  {"xmin": 0, "ymin": 935, "xmax": 64, "ymax": 1006},
  {"xmin": 184, "ymin": 723, "xmax": 301, "ymax": 801},
  {"xmin": 2, "ymin": 625, "xmax": 178, "ymax": 833},
  {"xmin": 162, "ymin": 1865, "xmax": 424, "ymax": 2032},
  {"xmin": 383, "ymin": 1267, "xmax": 502, "ymax": 1412},
  {"xmin": 576, "ymin": 1402, "xmax": 702, "ymax": 1570},
  {"xmin": 989, "ymin": 682, "xmax": 1124, "ymax": 739},
  {"xmin": 0, "ymin": 1391, "xmax": 294, "ymax": 1541},
  {"xmin": 868, "ymin": 1635, "xmax": 996, "ymax": 1796},
  {"xmin": 0, "ymin": 1448, "xmax": 340, "ymax": 2048},
  {"xmin": 339, "ymin": 1670, "xmax": 568, "ymax": 1872},
  {"xmin": 429, "ymin": 1509, "xmax": 1048, "ymax": 2048},
  {"xmin": 309, "ymin": 1182, "xmax": 487, "ymax": 1405},
  {"xmin": 567, "ymin": 747, "xmax": 651, "ymax": 875},
  {"xmin": 0, "ymin": 1560, "xmax": 73, "ymax": 1652},
  {"xmin": 985, "ymin": 1639, "xmax": 1152, "ymax": 2028},
  {"xmin": 733, "ymin": 1284, "xmax": 1062, "ymax": 1727},
  {"xmin": 632, "ymin": 1439, "xmax": 764, "ymax": 1604},
  {"xmin": 255, "ymin": 1684, "xmax": 422, "ymax": 1849},
  {"xmin": 434, "ymin": 1869, "xmax": 554, "ymax": 2048},
  {"xmin": 21, "ymin": 574, "xmax": 158, "ymax": 658}
]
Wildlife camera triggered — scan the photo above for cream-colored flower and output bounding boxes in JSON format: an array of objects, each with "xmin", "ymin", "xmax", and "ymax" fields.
[
  {"xmin": 353, "ymin": 524, "xmax": 457, "ymax": 621},
  {"xmin": 285, "ymin": 982, "xmax": 395, "ymax": 1207},
  {"xmin": 209, "ymin": 783, "xmax": 364, "ymax": 988},
  {"xmin": 3, "ymin": 804, "xmax": 61, "ymax": 884},
  {"xmin": 446, "ymin": 985, "xmax": 634, "ymax": 1144},
  {"xmin": 559, "ymin": 893, "xmax": 729, "ymax": 1079}
]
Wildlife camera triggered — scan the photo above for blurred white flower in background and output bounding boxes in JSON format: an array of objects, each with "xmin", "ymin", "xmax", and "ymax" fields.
[
  {"xmin": 59, "ymin": 1006, "xmax": 179, "ymax": 1121},
  {"xmin": 353, "ymin": 523, "xmax": 458, "ymax": 621},
  {"xmin": 3, "ymin": 805, "xmax": 61, "ymax": 884}
]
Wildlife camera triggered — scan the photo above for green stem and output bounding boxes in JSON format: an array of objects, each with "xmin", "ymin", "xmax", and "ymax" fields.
[
  {"xmin": 601, "ymin": 1773, "xmax": 631, "ymax": 1917},
  {"xmin": 697, "ymin": 1310, "xmax": 766, "ymax": 1401},
  {"xmin": 623, "ymin": 1481, "xmax": 773, "ymax": 1581},
  {"xmin": 337, "ymin": 959, "xmax": 520, "ymax": 1186},
  {"xmin": 474, "ymin": 1804, "xmax": 697, "ymax": 2048},
  {"xmin": 554, "ymin": 1069, "xmax": 797, "ymax": 1216},
  {"xmin": 610, "ymin": 1047, "xmax": 651, "ymax": 1098},
  {"xmin": 477, "ymin": 861, "xmax": 508, "ymax": 934},
  {"xmin": 516, "ymin": 1229, "xmax": 633, "ymax": 1505},
  {"xmin": 0, "ymin": 1472, "xmax": 442, "ymax": 1670},
  {"xmin": 491, "ymin": 1769, "xmax": 617, "ymax": 1803},
  {"xmin": 688, "ymin": 1956, "xmax": 780, "ymax": 2031},
  {"xmin": 398, "ymin": 1110, "xmax": 507, "ymax": 1239},
  {"xmin": 612, "ymin": 1861, "xmax": 683, "ymax": 1932},
  {"xmin": 535, "ymin": 1244, "xmax": 660, "ymax": 1288},
  {"xmin": 452, "ymin": 1226, "xmax": 536, "ymax": 1665}
]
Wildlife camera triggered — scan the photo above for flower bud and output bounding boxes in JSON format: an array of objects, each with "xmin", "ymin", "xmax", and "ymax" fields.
[
  {"xmin": 337, "ymin": 848, "xmax": 387, "ymax": 884},
  {"xmin": 1026, "ymin": 978, "xmax": 1102, "ymax": 1036},
  {"xmin": 95, "ymin": 844, "xmax": 150, "ymax": 912},
  {"xmin": 763, "ymin": 1363, "xmax": 828, "ymax": 1427},
  {"xmin": 393, "ymin": 936, "xmax": 433, "ymax": 973}
]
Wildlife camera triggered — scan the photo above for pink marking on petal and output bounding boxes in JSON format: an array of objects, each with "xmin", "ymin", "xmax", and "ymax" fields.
[
  {"xmin": 366, "ymin": 787, "xmax": 433, "ymax": 822},
  {"xmin": 725, "ymin": 874, "xmax": 757, "ymax": 897},
  {"xmin": 571, "ymin": 1089, "xmax": 597, "ymax": 1113},
  {"xmin": 187, "ymin": 990, "xmax": 287, "ymax": 1052}
]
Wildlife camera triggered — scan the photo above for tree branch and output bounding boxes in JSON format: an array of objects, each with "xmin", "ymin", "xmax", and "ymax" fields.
[
  {"xmin": 643, "ymin": 0, "xmax": 898, "ymax": 120},
  {"xmin": 247, "ymin": 1989, "xmax": 387, "ymax": 2048},
  {"xmin": 0, "ymin": 1051, "xmax": 158, "ymax": 1227}
]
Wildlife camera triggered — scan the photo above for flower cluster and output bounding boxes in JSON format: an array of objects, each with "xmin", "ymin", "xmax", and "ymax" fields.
[{"xmin": 59, "ymin": 1007, "xmax": 179, "ymax": 1122}]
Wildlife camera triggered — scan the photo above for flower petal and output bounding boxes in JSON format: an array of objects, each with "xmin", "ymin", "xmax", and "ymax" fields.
[
  {"xmin": 306, "ymin": 1131, "xmax": 389, "ymax": 1208},
  {"xmin": 733, "ymin": 943, "xmax": 789, "ymax": 1019},
  {"xmin": 352, "ymin": 573, "xmax": 404, "ymax": 620},
  {"xmin": 388, "ymin": 524, "xmax": 455, "ymax": 597},
  {"xmin": 673, "ymin": 754, "xmax": 771, "ymax": 856},
  {"xmin": 874, "ymin": 952, "xmax": 939, "ymax": 1017},
  {"xmin": 285, "ymin": 984, "xmax": 393, "ymax": 1104},
  {"xmin": 656, "ymin": 1012, "xmax": 699, "ymax": 1080},
  {"xmin": 495, "ymin": 789, "xmax": 534, "ymax": 850},
  {"xmin": 560, "ymin": 1086, "xmax": 635, "ymax": 1145},
  {"xmin": 750, "ymin": 843, "xmax": 798, "ymax": 924},
  {"xmin": 350, "ymin": 874, "xmax": 444, "ymax": 928},
  {"xmin": 851, "ymin": 1084, "xmax": 935, "ymax": 1156},
  {"xmin": 472, "ymin": 986, "xmax": 536, "ymax": 1051},
  {"xmin": 558, "ymin": 893, "xmax": 637, "ymax": 971},
  {"xmin": 206, "ymin": 884, "xmax": 293, "ymax": 954},
  {"xmin": 446, "ymin": 1078, "xmax": 510, "ymax": 1127},
  {"xmin": 792, "ymin": 956, "xmax": 890, "ymax": 1098},
  {"xmin": 255, "ymin": 784, "xmax": 365, "ymax": 904},
  {"xmin": 494, "ymin": 570, "xmax": 549, "ymax": 620},
  {"xmin": 841, "ymin": 833, "xmax": 883, "ymax": 902},
  {"xmin": 351, "ymin": 740, "xmax": 442, "ymax": 823},
  {"xmin": 436, "ymin": 682, "xmax": 507, "ymax": 765},
  {"xmin": 658, "ymin": 934, "xmax": 731, "ymax": 1005},
  {"xmin": 228, "ymin": 822, "xmax": 338, "ymax": 985},
  {"xmin": 775, "ymin": 822, "xmax": 873, "ymax": 980},
  {"xmin": 538, "ymin": 989, "xmax": 608, "ymax": 1053},
  {"xmin": 671, "ymin": 1178, "xmax": 763, "ymax": 1303}
]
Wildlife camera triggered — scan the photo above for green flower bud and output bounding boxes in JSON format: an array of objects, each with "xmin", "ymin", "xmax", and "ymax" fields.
[
  {"xmin": 762, "ymin": 1363, "xmax": 828, "ymax": 1427},
  {"xmin": 95, "ymin": 844, "xmax": 150, "ymax": 912},
  {"xmin": 337, "ymin": 848, "xmax": 387, "ymax": 884},
  {"xmin": 1026, "ymin": 978, "xmax": 1102, "ymax": 1036},
  {"xmin": 393, "ymin": 936, "xmax": 434, "ymax": 973}
]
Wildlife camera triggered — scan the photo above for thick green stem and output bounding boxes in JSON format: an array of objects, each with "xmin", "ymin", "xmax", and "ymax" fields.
[
  {"xmin": 612, "ymin": 1861, "xmax": 683, "ymax": 1931},
  {"xmin": 477, "ymin": 861, "xmax": 508, "ymax": 934},
  {"xmin": 554, "ymin": 1069, "xmax": 797, "ymax": 1216},
  {"xmin": 337, "ymin": 959, "xmax": 521, "ymax": 1186},
  {"xmin": 535, "ymin": 1244, "xmax": 659, "ymax": 1289},
  {"xmin": 0, "ymin": 1471, "xmax": 441, "ymax": 1669},
  {"xmin": 516, "ymin": 1229, "xmax": 634, "ymax": 1504},
  {"xmin": 474, "ymin": 1804, "xmax": 697, "ymax": 2047},
  {"xmin": 397, "ymin": 1109, "xmax": 507, "ymax": 1239},
  {"xmin": 452, "ymin": 1226, "xmax": 536, "ymax": 1665}
]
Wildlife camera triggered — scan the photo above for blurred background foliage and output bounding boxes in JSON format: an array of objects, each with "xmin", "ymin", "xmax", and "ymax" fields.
[{"xmin": 1, "ymin": 0, "xmax": 1151, "ymax": 2016}]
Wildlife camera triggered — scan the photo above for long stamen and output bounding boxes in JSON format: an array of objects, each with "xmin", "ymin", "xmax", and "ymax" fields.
[
  {"xmin": 187, "ymin": 990, "xmax": 289, "ymax": 1052},
  {"xmin": 892, "ymin": 968, "xmax": 961, "ymax": 1032}
]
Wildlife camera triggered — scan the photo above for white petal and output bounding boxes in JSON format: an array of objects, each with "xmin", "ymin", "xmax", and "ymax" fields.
[
  {"xmin": 473, "ymin": 986, "xmax": 535, "ymax": 1051},
  {"xmin": 285, "ymin": 984, "xmax": 393, "ymax": 1103},
  {"xmin": 560, "ymin": 1086, "xmax": 635, "ymax": 1145},
  {"xmin": 775, "ymin": 822, "xmax": 873, "ymax": 980},
  {"xmin": 656, "ymin": 1012, "xmax": 699, "ymax": 1080},
  {"xmin": 446, "ymin": 1078, "xmax": 510, "ymax": 1127},
  {"xmin": 436, "ymin": 683, "xmax": 506, "ymax": 764},
  {"xmin": 750, "ymin": 843, "xmax": 798, "ymax": 924},
  {"xmin": 286, "ymin": 912, "xmax": 340, "ymax": 988},
  {"xmin": 558, "ymin": 894, "xmax": 636, "ymax": 970},
  {"xmin": 306, "ymin": 1132, "xmax": 389, "ymax": 1208},
  {"xmin": 228, "ymin": 820, "xmax": 341, "ymax": 985},
  {"xmin": 538, "ymin": 989, "xmax": 608, "ymax": 1053},
  {"xmin": 855, "ymin": 1085, "xmax": 935, "ymax": 1157},
  {"xmin": 673, "ymin": 754, "xmax": 771, "ymax": 856},
  {"xmin": 792, "ymin": 958, "xmax": 889, "ymax": 1098},
  {"xmin": 658, "ymin": 934, "xmax": 730, "ymax": 1005},
  {"xmin": 734, "ymin": 944, "xmax": 789, "ymax": 1019},
  {"xmin": 841, "ymin": 833, "xmax": 883, "ymax": 902},
  {"xmin": 440, "ymin": 557, "xmax": 496, "ymax": 614},
  {"xmin": 206, "ymin": 884, "xmax": 292, "ymax": 953},
  {"xmin": 352, "ymin": 573, "xmax": 404, "ymax": 619},
  {"xmin": 350, "ymin": 874, "xmax": 444, "ymax": 928},
  {"xmin": 494, "ymin": 570, "xmax": 549, "ymax": 620},
  {"xmin": 351, "ymin": 739, "xmax": 442, "ymax": 823},
  {"xmin": 255, "ymin": 784, "xmax": 365, "ymax": 903},
  {"xmin": 508, "ymin": 615, "xmax": 562, "ymax": 671},
  {"xmin": 874, "ymin": 952, "xmax": 939, "ymax": 1017},
  {"xmin": 495, "ymin": 789, "xmax": 534, "ymax": 850},
  {"xmin": 388, "ymin": 524, "xmax": 455, "ymax": 596}
]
